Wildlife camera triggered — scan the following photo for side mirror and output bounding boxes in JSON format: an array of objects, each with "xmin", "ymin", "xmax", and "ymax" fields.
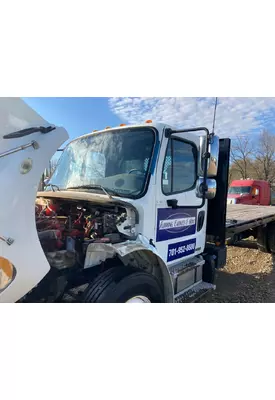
[
  {"xmin": 198, "ymin": 135, "xmax": 219, "ymax": 177},
  {"xmin": 255, "ymin": 188, "xmax": 259, "ymax": 196},
  {"xmin": 208, "ymin": 136, "xmax": 219, "ymax": 177},
  {"xmin": 196, "ymin": 177, "xmax": 217, "ymax": 200}
]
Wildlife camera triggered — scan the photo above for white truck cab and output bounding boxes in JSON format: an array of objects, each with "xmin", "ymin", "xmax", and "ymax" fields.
[{"xmin": 0, "ymin": 98, "xmax": 231, "ymax": 303}]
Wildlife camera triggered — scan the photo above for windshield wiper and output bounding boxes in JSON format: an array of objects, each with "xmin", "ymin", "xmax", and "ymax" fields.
[
  {"xmin": 44, "ymin": 183, "xmax": 60, "ymax": 192},
  {"xmin": 67, "ymin": 184, "xmax": 115, "ymax": 199},
  {"xmin": 3, "ymin": 126, "xmax": 56, "ymax": 139}
]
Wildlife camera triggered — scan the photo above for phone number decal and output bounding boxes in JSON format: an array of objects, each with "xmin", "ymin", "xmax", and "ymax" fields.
[{"xmin": 167, "ymin": 238, "xmax": 196, "ymax": 262}]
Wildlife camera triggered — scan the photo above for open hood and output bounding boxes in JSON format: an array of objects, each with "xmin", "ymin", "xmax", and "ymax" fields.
[{"xmin": 0, "ymin": 98, "xmax": 69, "ymax": 302}]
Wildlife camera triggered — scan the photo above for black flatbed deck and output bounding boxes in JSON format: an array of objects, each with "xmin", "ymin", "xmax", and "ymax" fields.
[{"xmin": 226, "ymin": 204, "xmax": 275, "ymax": 235}]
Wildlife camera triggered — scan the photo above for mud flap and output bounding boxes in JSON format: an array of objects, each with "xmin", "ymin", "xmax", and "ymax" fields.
[{"xmin": 257, "ymin": 225, "xmax": 269, "ymax": 253}]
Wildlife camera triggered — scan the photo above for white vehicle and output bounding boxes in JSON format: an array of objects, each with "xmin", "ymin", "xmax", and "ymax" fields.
[{"xmin": 0, "ymin": 98, "xmax": 231, "ymax": 303}]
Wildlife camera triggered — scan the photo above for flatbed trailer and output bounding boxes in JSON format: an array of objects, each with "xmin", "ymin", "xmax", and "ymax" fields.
[{"xmin": 226, "ymin": 204, "xmax": 275, "ymax": 250}]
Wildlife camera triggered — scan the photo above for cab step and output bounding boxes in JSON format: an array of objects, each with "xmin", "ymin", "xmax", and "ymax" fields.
[{"xmin": 174, "ymin": 282, "xmax": 215, "ymax": 303}]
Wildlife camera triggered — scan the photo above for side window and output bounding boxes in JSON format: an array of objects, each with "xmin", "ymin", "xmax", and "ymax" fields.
[{"xmin": 162, "ymin": 139, "xmax": 197, "ymax": 194}]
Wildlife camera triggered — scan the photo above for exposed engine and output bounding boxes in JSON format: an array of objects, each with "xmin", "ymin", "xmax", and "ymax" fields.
[{"xmin": 35, "ymin": 197, "xmax": 136, "ymax": 272}]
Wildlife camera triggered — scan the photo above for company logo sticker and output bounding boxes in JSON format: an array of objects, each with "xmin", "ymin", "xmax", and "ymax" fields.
[{"xmin": 156, "ymin": 208, "xmax": 197, "ymax": 242}]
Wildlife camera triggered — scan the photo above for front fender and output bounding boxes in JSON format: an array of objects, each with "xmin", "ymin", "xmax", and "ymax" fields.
[{"xmin": 84, "ymin": 234, "xmax": 174, "ymax": 303}]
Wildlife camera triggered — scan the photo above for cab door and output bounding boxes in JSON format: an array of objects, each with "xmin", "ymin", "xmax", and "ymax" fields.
[
  {"xmin": 251, "ymin": 186, "xmax": 260, "ymax": 205},
  {"xmin": 155, "ymin": 129, "xmax": 207, "ymax": 266}
]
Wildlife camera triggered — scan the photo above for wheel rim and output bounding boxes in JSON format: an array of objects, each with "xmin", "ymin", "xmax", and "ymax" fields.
[{"xmin": 126, "ymin": 295, "xmax": 151, "ymax": 303}]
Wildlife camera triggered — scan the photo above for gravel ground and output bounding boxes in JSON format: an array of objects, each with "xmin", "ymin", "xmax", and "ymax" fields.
[{"xmin": 202, "ymin": 244, "xmax": 275, "ymax": 303}]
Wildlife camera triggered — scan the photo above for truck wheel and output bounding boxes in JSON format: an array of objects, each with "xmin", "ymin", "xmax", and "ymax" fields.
[
  {"xmin": 202, "ymin": 256, "xmax": 216, "ymax": 284},
  {"xmin": 82, "ymin": 266, "xmax": 164, "ymax": 303},
  {"xmin": 226, "ymin": 234, "xmax": 238, "ymax": 246}
]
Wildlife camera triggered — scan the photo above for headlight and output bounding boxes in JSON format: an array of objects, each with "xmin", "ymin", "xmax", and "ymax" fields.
[{"xmin": 0, "ymin": 256, "xmax": 16, "ymax": 292}]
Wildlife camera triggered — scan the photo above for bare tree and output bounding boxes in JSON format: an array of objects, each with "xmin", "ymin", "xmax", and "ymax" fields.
[
  {"xmin": 253, "ymin": 130, "xmax": 275, "ymax": 185},
  {"xmin": 48, "ymin": 158, "xmax": 59, "ymax": 175},
  {"xmin": 230, "ymin": 135, "xmax": 253, "ymax": 179}
]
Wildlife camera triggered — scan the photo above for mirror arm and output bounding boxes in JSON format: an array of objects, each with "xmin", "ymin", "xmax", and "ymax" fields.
[
  {"xmin": 165, "ymin": 126, "xmax": 210, "ymax": 138},
  {"xmin": 165, "ymin": 127, "xmax": 212, "ymax": 209}
]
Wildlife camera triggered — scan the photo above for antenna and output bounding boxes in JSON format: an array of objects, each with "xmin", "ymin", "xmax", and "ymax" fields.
[{"xmin": 211, "ymin": 97, "xmax": 218, "ymax": 135}]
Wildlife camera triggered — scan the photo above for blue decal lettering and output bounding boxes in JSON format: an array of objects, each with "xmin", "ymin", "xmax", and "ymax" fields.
[{"xmin": 167, "ymin": 238, "xmax": 196, "ymax": 262}]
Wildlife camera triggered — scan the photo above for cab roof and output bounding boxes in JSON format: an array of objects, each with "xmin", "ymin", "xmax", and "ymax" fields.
[
  {"xmin": 231, "ymin": 179, "xmax": 269, "ymax": 186},
  {"xmin": 74, "ymin": 121, "xmax": 168, "ymax": 143}
]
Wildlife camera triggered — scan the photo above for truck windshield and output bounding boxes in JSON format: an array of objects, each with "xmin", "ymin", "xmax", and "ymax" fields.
[
  {"xmin": 47, "ymin": 127, "xmax": 156, "ymax": 198},
  {"xmin": 228, "ymin": 186, "xmax": 251, "ymax": 194}
]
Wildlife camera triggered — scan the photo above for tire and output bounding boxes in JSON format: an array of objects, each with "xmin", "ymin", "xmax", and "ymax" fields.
[
  {"xmin": 82, "ymin": 266, "xmax": 164, "ymax": 303},
  {"xmin": 202, "ymin": 255, "xmax": 216, "ymax": 284}
]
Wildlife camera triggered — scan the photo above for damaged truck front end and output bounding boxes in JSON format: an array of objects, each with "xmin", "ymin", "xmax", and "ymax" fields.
[
  {"xmin": 0, "ymin": 98, "xmax": 173, "ymax": 303},
  {"xmin": 25, "ymin": 191, "xmax": 140, "ymax": 302}
]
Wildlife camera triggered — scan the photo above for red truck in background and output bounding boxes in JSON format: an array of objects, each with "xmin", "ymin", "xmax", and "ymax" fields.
[{"xmin": 227, "ymin": 179, "xmax": 275, "ymax": 205}]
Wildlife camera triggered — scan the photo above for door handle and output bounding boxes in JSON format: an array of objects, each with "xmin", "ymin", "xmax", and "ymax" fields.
[
  {"xmin": 167, "ymin": 199, "xmax": 178, "ymax": 209},
  {"xmin": 197, "ymin": 211, "xmax": 205, "ymax": 232}
]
